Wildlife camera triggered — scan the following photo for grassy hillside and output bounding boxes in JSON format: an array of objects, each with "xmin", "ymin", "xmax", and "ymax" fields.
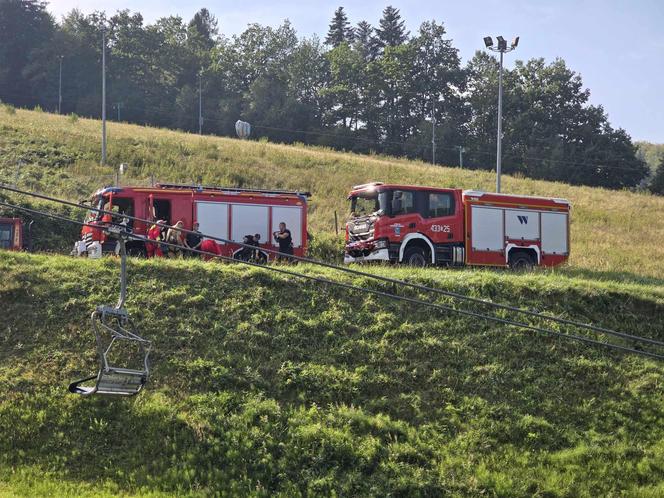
[
  {"xmin": 1, "ymin": 107, "xmax": 664, "ymax": 281},
  {"xmin": 1, "ymin": 251, "xmax": 664, "ymax": 496}
]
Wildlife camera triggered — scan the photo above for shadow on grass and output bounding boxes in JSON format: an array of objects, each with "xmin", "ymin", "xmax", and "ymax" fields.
[{"xmin": 556, "ymin": 266, "xmax": 664, "ymax": 289}]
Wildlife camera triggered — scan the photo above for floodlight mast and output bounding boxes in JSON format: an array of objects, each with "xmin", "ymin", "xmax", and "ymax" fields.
[{"xmin": 484, "ymin": 35, "xmax": 519, "ymax": 193}]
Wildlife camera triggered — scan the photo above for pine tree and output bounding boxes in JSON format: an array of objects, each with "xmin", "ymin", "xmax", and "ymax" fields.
[
  {"xmin": 354, "ymin": 20, "xmax": 372, "ymax": 47},
  {"xmin": 651, "ymin": 155, "xmax": 664, "ymax": 195},
  {"xmin": 353, "ymin": 20, "xmax": 378, "ymax": 60},
  {"xmin": 375, "ymin": 6, "xmax": 409, "ymax": 49},
  {"xmin": 325, "ymin": 7, "xmax": 353, "ymax": 47}
]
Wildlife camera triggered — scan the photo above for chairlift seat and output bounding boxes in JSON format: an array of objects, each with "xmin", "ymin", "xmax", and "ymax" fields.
[
  {"xmin": 69, "ymin": 307, "xmax": 151, "ymax": 397},
  {"xmin": 69, "ymin": 233, "xmax": 152, "ymax": 397},
  {"xmin": 69, "ymin": 367, "xmax": 147, "ymax": 396}
]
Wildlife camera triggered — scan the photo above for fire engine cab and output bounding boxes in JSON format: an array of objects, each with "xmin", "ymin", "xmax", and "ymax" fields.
[
  {"xmin": 345, "ymin": 182, "xmax": 570, "ymax": 269},
  {"xmin": 74, "ymin": 183, "xmax": 310, "ymax": 259},
  {"xmin": 0, "ymin": 217, "xmax": 23, "ymax": 251}
]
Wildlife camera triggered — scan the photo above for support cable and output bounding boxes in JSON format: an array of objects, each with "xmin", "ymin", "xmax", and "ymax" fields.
[
  {"xmin": 1, "ymin": 198, "xmax": 662, "ymax": 362},
  {"xmin": 0, "ymin": 183, "xmax": 661, "ymax": 349}
]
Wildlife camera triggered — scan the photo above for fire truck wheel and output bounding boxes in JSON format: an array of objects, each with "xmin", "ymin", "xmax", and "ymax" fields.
[
  {"xmin": 509, "ymin": 251, "xmax": 535, "ymax": 271},
  {"xmin": 403, "ymin": 246, "xmax": 429, "ymax": 267}
]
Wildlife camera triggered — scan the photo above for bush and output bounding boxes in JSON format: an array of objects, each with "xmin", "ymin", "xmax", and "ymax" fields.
[
  {"xmin": 68, "ymin": 113, "xmax": 79, "ymax": 123},
  {"xmin": 308, "ymin": 231, "xmax": 345, "ymax": 262}
]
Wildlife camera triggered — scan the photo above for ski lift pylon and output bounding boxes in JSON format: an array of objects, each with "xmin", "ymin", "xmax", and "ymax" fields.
[{"xmin": 69, "ymin": 228, "xmax": 151, "ymax": 396}]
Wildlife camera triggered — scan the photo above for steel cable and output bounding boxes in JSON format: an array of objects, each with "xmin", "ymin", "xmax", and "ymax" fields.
[
  {"xmin": 1, "ymin": 198, "xmax": 662, "ymax": 362},
  {"xmin": 1, "ymin": 182, "xmax": 661, "ymax": 350}
]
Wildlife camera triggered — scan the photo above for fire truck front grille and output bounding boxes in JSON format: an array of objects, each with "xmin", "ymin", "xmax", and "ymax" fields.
[
  {"xmin": 349, "ymin": 229, "xmax": 374, "ymax": 242},
  {"xmin": 83, "ymin": 232, "xmax": 94, "ymax": 248},
  {"xmin": 348, "ymin": 219, "xmax": 374, "ymax": 242}
]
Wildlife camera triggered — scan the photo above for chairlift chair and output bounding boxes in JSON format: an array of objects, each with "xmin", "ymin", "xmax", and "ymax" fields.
[{"xmin": 69, "ymin": 228, "xmax": 152, "ymax": 396}]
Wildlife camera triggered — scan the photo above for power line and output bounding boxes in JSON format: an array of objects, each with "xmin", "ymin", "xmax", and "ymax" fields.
[
  {"xmin": 1, "ymin": 197, "xmax": 662, "ymax": 362},
  {"xmin": 0, "ymin": 96, "xmax": 648, "ymax": 175},
  {"xmin": 1, "ymin": 183, "xmax": 662, "ymax": 359}
]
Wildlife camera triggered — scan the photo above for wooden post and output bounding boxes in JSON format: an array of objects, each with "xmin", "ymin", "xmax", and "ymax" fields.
[{"xmin": 334, "ymin": 210, "xmax": 339, "ymax": 236}]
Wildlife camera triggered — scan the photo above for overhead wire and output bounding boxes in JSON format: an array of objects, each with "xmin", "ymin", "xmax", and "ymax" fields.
[
  {"xmin": 0, "ymin": 97, "xmax": 648, "ymax": 175},
  {"xmin": 1, "ymin": 182, "xmax": 661, "ymax": 350},
  {"xmin": 1, "ymin": 197, "xmax": 663, "ymax": 362},
  {"xmin": 1, "ymin": 184, "xmax": 663, "ymax": 363}
]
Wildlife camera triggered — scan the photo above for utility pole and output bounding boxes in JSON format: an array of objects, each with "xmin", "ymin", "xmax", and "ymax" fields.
[
  {"xmin": 431, "ymin": 114, "xmax": 436, "ymax": 165},
  {"xmin": 14, "ymin": 161, "xmax": 23, "ymax": 188},
  {"xmin": 457, "ymin": 146, "xmax": 465, "ymax": 168},
  {"xmin": 429, "ymin": 39, "xmax": 438, "ymax": 166},
  {"xmin": 58, "ymin": 56, "xmax": 63, "ymax": 114},
  {"xmin": 496, "ymin": 50, "xmax": 503, "ymax": 190},
  {"xmin": 198, "ymin": 70, "xmax": 203, "ymax": 135},
  {"xmin": 101, "ymin": 28, "xmax": 107, "ymax": 165},
  {"xmin": 483, "ymin": 35, "xmax": 518, "ymax": 192}
]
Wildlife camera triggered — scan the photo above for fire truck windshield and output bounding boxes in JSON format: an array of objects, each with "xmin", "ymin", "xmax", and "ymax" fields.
[
  {"xmin": 85, "ymin": 195, "xmax": 105, "ymax": 222},
  {"xmin": 350, "ymin": 191, "xmax": 390, "ymax": 218}
]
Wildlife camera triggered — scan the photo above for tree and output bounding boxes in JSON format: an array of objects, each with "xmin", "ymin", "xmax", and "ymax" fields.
[
  {"xmin": 650, "ymin": 155, "xmax": 664, "ymax": 195},
  {"xmin": 374, "ymin": 6, "xmax": 408, "ymax": 50},
  {"xmin": 325, "ymin": 7, "xmax": 353, "ymax": 47},
  {"xmin": 0, "ymin": 0, "xmax": 55, "ymax": 107},
  {"xmin": 187, "ymin": 8, "xmax": 218, "ymax": 52},
  {"xmin": 322, "ymin": 42, "xmax": 363, "ymax": 129},
  {"xmin": 353, "ymin": 20, "xmax": 379, "ymax": 61},
  {"xmin": 464, "ymin": 54, "xmax": 648, "ymax": 187},
  {"xmin": 408, "ymin": 21, "xmax": 466, "ymax": 164}
]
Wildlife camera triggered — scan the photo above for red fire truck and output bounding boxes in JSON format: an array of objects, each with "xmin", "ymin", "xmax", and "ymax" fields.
[
  {"xmin": 0, "ymin": 217, "xmax": 23, "ymax": 251},
  {"xmin": 344, "ymin": 182, "xmax": 570, "ymax": 269},
  {"xmin": 73, "ymin": 183, "xmax": 310, "ymax": 259}
]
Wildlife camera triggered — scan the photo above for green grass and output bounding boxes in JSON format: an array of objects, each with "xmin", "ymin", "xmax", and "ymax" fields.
[
  {"xmin": 1, "ymin": 108, "xmax": 664, "ymax": 280},
  {"xmin": 2, "ymin": 108, "xmax": 664, "ymax": 496},
  {"xmin": 1, "ymin": 251, "xmax": 664, "ymax": 496}
]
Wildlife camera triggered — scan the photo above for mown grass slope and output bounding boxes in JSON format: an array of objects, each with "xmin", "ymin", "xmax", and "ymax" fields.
[
  {"xmin": 1, "ymin": 252, "xmax": 664, "ymax": 496},
  {"xmin": 1, "ymin": 107, "xmax": 663, "ymax": 281}
]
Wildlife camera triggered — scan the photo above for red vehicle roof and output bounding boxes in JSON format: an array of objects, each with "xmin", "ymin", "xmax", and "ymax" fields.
[
  {"xmin": 94, "ymin": 184, "xmax": 310, "ymax": 200},
  {"xmin": 463, "ymin": 190, "xmax": 570, "ymax": 210},
  {"xmin": 349, "ymin": 182, "xmax": 458, "ymax": 197}
]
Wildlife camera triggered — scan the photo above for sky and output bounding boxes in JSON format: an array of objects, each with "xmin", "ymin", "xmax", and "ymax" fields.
[{"xmin": 47, "ymin": 0, "xmax": 664, "ymax": 143}]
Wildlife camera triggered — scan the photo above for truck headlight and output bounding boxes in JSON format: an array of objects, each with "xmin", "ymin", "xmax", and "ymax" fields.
[{"xmin": 374, "ymin": 239, "xmax": 388, "ymax": 249}]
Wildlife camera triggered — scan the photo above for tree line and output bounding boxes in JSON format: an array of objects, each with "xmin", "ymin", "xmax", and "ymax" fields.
[{"xmin": 0, "ymin": 1, "xmax": 654, "ymax": 190}]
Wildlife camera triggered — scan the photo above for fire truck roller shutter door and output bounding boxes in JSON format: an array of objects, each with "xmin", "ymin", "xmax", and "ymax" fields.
[
  {"xmin": 195, "ymin": 202, "xmax": 229, "ymax": 242},
  {"xmin": 271, "ymin": 206, "xmax": 303, "ymax": 247},
  {"xmin": 541, "ymin": 212, "xmax": 569, "ymax": 254},
  {"xmin": 231, "ymin": 204, "xmax": 269, "ymax": 243},
  {"xmin": 471, "ymin": 206, "xmax": 503, "ymax": 251},
  {"xmin": 505, "ymin": 209, "xmax": 539, "ymax": 240}
]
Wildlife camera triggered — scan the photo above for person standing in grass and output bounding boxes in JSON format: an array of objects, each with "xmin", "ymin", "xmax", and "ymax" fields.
[
  {"xmin": 166, "ymin": 220, "xmax": 186, "ymax": 257},
  {"xmin": 146, "ymin": 220, "xmax": 165, "ymax": 258},
  {"xmin": 185, "ymin": 221, "xmax": 203, "ymax": 257},
  {"xmin": 273, "ymin": 222, "xmax": 293, "ymax": 262},
  {"xmin": 200, "ymin": 239, "xmax": 221, "ymax": 261}
]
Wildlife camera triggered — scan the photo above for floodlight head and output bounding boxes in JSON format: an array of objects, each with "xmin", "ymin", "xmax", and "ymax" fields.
[
  {"xmin": 511, "ymin": 36, "xmax": 519, "ymax": 48},
  {"xmin": 483, "ymin": 36, "xmax": 493, "ymax": 48},
  {"xmin": 496, "ymin": 36, "xmax": 507, "ymax": 50}
]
